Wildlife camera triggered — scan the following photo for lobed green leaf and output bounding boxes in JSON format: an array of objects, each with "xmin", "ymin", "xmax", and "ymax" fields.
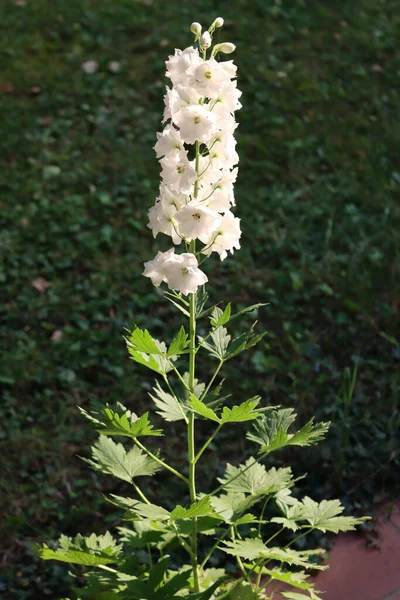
[
  {"xmin": 247, "ymin": 408, "xmax": 329, "ymax": 454},
  {"xmin": 82, "ymin": 436, "xmax": 160, "ymax": 483},
  {"xmin": 37, "ymin": 532, "xmax": 121, "ymax": 566},
  {"xmin": 79, "ymin": 404, "xmax": 163, "ymax": 438}
]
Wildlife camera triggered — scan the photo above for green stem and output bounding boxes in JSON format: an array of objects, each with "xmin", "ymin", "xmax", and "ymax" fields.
[
  {"xmin": 163, "ymin": 374, "xmax": 189, "ymax": 424},
  {"xmin": 166, "ymin": 360, "xmax": 192, "ymax": 392},
  {"xmin": 199, "ymin": 360, "xmax": 224, "ymax": 400},
  {"xmin": 171, "ymin": 522, "xmax": 194, "ymax": 556},
  {"xmin": 285, "ymin": 527, "xmax": 313, "ymax": 548},
  {"xmin": 258, "ymin": 498, "xmax": 269, "ymax": 537},
  {"xmin": 132, "ymin": 481, "xmax": 150, "ymax": 504},
  {"xmin": 200, "ymin": 526, "xmax": 231, "ymax": 569},
  {"xmin": 133, "ymin": 437, "xmax": 189, "ymax": 484},
  {"xmin": 97, "ymin": 564, "xmax": 118, "ymax": 574},
  {"xmin": 188, "ymin": 240, "xmax": 200, "ymax": 592},
  {"xmin": 208, "ymin": 457, "xmax": 259, "ymax": 498},
  {"xmin": 230, "ymin": 525, "xmax": 251, "ymax": 584},
  {"xmin": 194, "ymin": 423, "xmax": 222, "ymax": 463}
]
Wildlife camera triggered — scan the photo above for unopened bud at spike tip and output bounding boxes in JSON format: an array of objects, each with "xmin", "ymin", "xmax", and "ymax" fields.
[
  {"xmin": 213, "ymin": 42, "xmax": 236, "ymax": 56},
  {"xmin": 190, "ymin": 22, "xmax": 202, "ymax": 36},
  {"xmin": 200, "ymin": 31, "xmax": 212, "ymax": 49},
  {"xmin": 214, "ymin": 17, "xmax": 224, "ymax": 28}
]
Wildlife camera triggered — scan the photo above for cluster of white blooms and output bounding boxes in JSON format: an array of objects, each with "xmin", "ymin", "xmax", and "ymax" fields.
[{"xmin": 143, "ymin": 18, "xmax": 242, "ymax": 295}]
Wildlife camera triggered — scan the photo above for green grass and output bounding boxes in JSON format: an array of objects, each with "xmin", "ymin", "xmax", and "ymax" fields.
[{"xmin": 1, "ymin": 0, "xmax": 399, "ymax": 597}]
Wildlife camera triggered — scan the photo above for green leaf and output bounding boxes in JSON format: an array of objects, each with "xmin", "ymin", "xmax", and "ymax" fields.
[
  {"xmin": 226, "ymin": 581, "xmax": 259, "ymax": 599},
  {"xmin": 171, "ymin": 497, "xmax": 218, "ymax": 520},
  {"xmin": 211, "ymin": 492, "xmax": 257, "ymax": 524},
  {"xmin": 126, "ymin": 328, "xmax": 172, "ymax": 374},
  {"xmin": 272, "ymin": 496, "xmax": 369, "ymax": 533},
  {"xmin": 117, "ymin": 524, "xmax": 166, "ymax": 549},
  {"xmin": 247, "ymin": 409, "xmax": 329, "ymax": 454},
  {"xmin": 218, "ymin": 459, "xmax": 293, "ymax": 496},
  {"xmin": 289, "ymin": 419, "xmax": 330, "ymax": 447},
  {"xmin": 220, "ymin": 537, "xmax": 267, "ymax": 560},
  {"xmin": 83, "ymin": 436, "xmax": 159, "ymax": 482},
  {"xmin": 122, "ymin": 555, "xmax": 192, "ymax": 599},
  {"xmin": 37, "ymin": 532, "xmax": 121, "ymax": 566},
  {"xmin": 220, "ymin": 397, "xmax": 262, "ymax": 424},
  {"xmin": 128, "ymin": 501, "xmax": 171, "ymax": 521},
  {"xmin": 230, "ymin": 303, "xmax": 267, "ymax": 321},
  {"xmin": 199, "ymin": 326, "xmax": 231, "ymax": 360},
  {"xmin": 163, "ymin": 292, "xmax": 190, "ymax": 317},
  {"xmin": 79, "ymin": 404, "xmax": 163, "ymax": 438},
  {"xmin": 262, "ymin": 568, "xmax": 313, "ymax": 592},
  {"xmin": 150, "ymin": 381, "xmax": 188, "ymax": 422},
  {"xmin": 221, "ymin": 539, "xmax": 327, "ymax": 569},
  {"xmin": 188, "ymin": 395, "xmax": 220, "ymax": 422},
  {"xmin": 127, "ymin": 346, "xmax": 171, "ymax": 375},
  {"xmin": 182, "ymin": 373, "xmax": 206, "ymax": 401},
  {"xmin": 234, "ymin": 513, "xmax": 260, "ymax": 526},
  {"xmin": 210, "ymin": 303, "xmax": 231, "ymax": 327},
  {"xmin": 167, "ymin": 326, "xmax": 189, "ymax": 357},
  {"xmin": 281, "ymin": 593, "xmax": 323, "ymax": 600},
  {"xmin": 190, "ymin": 579, "xmax": 229, "ymax": 600},
  {"xmin": 195, "ymin": 286, "xmax": 209, "ymax": 317},
  {"xmin": 224, "ymin": 324, "xmax": 266, "ymax": 360},
  {"xmin": 128, "ymin": 327, "xmax": 164, "ymax": 355},
  {"xmin": 301, "ymin": 497, "xmax": 369, "ymax": 533}
]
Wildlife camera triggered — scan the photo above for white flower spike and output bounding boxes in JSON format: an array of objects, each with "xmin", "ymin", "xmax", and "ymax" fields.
[{"xmin": 144, "ymin": 17, "xmax": 242, "ymax": 295}]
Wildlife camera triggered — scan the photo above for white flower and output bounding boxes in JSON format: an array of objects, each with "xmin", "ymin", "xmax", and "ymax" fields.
[
  {"xmin": 214, "ymin": 80, "xmax": 242, "ymax": 113},
  {"xmin": 163, "ymin": 85, "xmax": 201, "ymax": 122},
  {"xmin": 154, "ymin": 125, "xmax": 184, "ymax": 158},
  {"xmin": 165, "ymin": 47, "xmax": 202, "ymax": 86},
  {"xmin": 219, "ymin": 60, "xmax": 237, "ymax": 79},
  {"xmin": 208, "ymin": 132, "xmax": 239, "ymax": 169},
  {"xmin": 148, "ymin": 198, "xmax": 181, "ymax": 245},
  {"xmin": 160, "ymin": 150, "xmax": 197, "ymax": 193},
  {"xmin": 174, "ymin": 104, "xmax": 216, "ymax": 144},
  {"xmin": 163, "ymin": 251, "xmax": 208, "ymax": 295},
  {"xmin": 143, "ymin": 248, "xmax": 175, "ymax": 286},
  {"xmin": 206, "ymin": 168, "xmax": 237, "ymax": 211},
  {"xmin": 191, "ymin": 58, "xmax": 230, "ymax": 96},
  {"xmin": 194, "ymin": 156, "xmax": 221, "ymax": 186},
  {"xmin": 211, "ymin": 102, "xmax": 237, "ymax": 131},
  {"xmin": 202, "ymin": 210, "xmax": 241, "ymax": 260},
  {"xmin": 175, "ymin": 202, "xmax": 221, "ymax": 241}
]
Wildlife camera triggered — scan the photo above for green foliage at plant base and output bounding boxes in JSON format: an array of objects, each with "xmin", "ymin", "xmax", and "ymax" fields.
[{"xmin": 36, "ymin": 312, "xmax": 368, "ymax": 599}]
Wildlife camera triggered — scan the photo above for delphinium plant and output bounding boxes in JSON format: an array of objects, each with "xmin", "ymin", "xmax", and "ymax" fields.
[{"xmin": 38, "ymin": 17, "xmax": 368, "ymax": 600}]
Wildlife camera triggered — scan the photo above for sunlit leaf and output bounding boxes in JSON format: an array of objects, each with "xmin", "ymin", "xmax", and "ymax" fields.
[
  {"xmin": 38, "ymin": 532, "xmax": 121, "ymax": 566},
  {"xmin": 150, "ymin": 381, "xmax": 188, "ymax": 422},
  {"xmin": 82, "ymin": 436, "xmax": 159, "ymax": 482},
  {"xmin": 218, "ymin": 459, "xmax": 293, "ymax": 496}
]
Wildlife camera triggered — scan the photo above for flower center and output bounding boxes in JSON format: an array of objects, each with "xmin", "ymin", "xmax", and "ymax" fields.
[
  {"xmin": 181, "ymin": 266, "xmax": 189, "ymax": 276},
  {"xmin": 192, "ymin": 212, "xmax": 201, "ymax": 221},
  {"xmin": 194, "ymin": 116, "xmax": 201, "ymax": 124},
  {"xmin": 205, "ymin": 71, "xmax": 212, "ymax": 79},
  {"xmin": 177, "ymin": 165, "xmax": 185, "ymax": 174}
]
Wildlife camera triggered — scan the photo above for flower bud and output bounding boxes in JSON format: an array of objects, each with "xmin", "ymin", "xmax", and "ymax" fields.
[
  {"xmin": 214, "ymin": 17, "xmax": 224, "ymax": 28},
  {"xmin": 200, "ymin": 31, "xmax": 212, "ymax": 49},
  {"xmin": 212, "ymin": 42, "xmax": 236, "ymax": 57},
  {"xmin": 190, "ymin": 22, "xmax": 202, "ymax": 36}
]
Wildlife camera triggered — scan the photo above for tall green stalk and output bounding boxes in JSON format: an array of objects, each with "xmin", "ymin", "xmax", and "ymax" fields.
[{"xmin": 188, "ymin": 139, "xmax": 201, "ymax": 592}]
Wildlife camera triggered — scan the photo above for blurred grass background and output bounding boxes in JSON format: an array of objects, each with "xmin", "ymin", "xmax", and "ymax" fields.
[{"xmin": 0, "ymin": 0, "xmax": 399, "ymax": 597}]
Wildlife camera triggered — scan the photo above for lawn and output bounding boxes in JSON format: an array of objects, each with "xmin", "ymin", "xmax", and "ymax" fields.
[{"xmin": 1, "ymin": 0, "xmax": 399, "ymax": 597}]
